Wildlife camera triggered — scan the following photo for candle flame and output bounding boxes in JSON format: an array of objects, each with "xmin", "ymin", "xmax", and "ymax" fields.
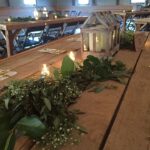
[
  {"xmin": 41, "ymin": 64, "xmax": 50, "ymax": 76},
  {"xmin": 96, "ymin": 36, "xmax": 99, "ymax": 43},
  {"xmin": 69, "ymin": 51, "xmax": 75, "ymax": 61}
]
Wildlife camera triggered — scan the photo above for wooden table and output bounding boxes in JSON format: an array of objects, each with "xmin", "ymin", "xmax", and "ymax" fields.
[
  {"xmin": 134, "ymin": 18, "xmax": 150, "ymax": 31},
  {"xmin": 1, "ymin": 32, "xmax": 150, "ymax": 150},
  {"xmin": 0, "ymin": 17, "xmax": 86, "ymax": 57},
  {"xmin": 114, "ymin": 11, "xmax": 150, "ymax": 31},
  {"xmin": 0, "ymin": 34, "xmax": 81, "ymax": 90}
]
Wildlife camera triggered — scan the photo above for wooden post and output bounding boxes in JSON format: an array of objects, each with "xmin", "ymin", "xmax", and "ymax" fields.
[
  {"xmin": 122, "ymin": 15, "xmax": 127, "ymax": 31},
  {"xmin": 5, "ymin": 30, "xmax": 14, "ymax": 57}
]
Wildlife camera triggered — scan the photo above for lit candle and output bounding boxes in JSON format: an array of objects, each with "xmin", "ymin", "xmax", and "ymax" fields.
[
  {"xmin": 35, "ymin": 17, "xmax": 39, "ymax": 20},
  {"xmin": 96, "ymin": 34, "xmax": 101, "ymax": 52},
  {"xmin": 89, "ymin": 33, "xmax": 94, "ymax": 51},
  {"xmin": 96, "ymin": 36, "xmax": 99, "ymax": 43},
  {"xmin": 41, "ymin": 64, "xmax": 50, "ymax": 77},
  {"xmin": 84, "ymin": 44, "xmax": 88, "ymax": 51},
  {"xmin": 68, "ymin": 51, "xmax": 75, "ymax": 61},
  {"xmin": 7, "ymin": 17, "xmax": 11, "ymax": 22}
]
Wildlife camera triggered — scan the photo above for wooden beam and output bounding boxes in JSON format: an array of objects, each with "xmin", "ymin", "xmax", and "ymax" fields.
[{"xmin": 5, "ymin": 30, "xmax": 14, "ymax": 57}]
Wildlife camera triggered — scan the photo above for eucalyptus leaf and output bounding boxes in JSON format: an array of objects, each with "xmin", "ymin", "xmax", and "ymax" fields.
[
  {"xmin": 0, "ymin": 112, "xmax": 11, "ymax": 131},
  {"xmin": 4, "ymin": 98, "xmax": 10, "ymax": 109},
  {"xmin": 0, "ymin": 130, "xmax": 9, "ymax": 150},
  {"xmin": 61, "ymin": 55, "xmax": 75, "ymax": 77},
  {"xmin": 89, "ymin": 87, "xmax": 105, "ymax": 93},
  {"xmin": 43, "ymin": 98, "xmax": 51, "ymax": 111},
  {"xmin": 53, "ymin": 117, "xmax": 60, "ymax": 128},
  {"xmin": 53, "ymin": 68, "xmax": 60, "ymax": 80},
  {"xmin": 17, "ymin": 116, "xmax": 46, "ymax": 139},
  {"xmin": 4, "ymin": 131, "xmax": 16, "ymax": 150}
]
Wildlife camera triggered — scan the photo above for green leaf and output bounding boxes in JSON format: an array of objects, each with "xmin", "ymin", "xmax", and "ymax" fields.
[
  {"xmin": 16, "ymin": 116, "xmax": 46, "ymax": 139},
  {"xmin": 53, "ymin": 68, "xmax": 60, "ymax": 80},
  {"xmin": 43, "ymin": 98, "xmax": 51, "ymax": 111},
  {"xmin": 61, "ymin": 55, "xmax": 75, "ymax": 77},
  {"xmin": 0, "ymin": 112, "xmax": 11, "ymax": 131},
  {"xmin": 89, "ymin": 87, "xmax": 104, "ymax": 93},
  {"xmin": 76, "ymin": 125, "xmax": 88, "ymax": 134},
  {"xmin": 4, "ymin": 131, "xmax": 16, "ymax": 150},
  {"xmin": 0, "ymin": 130, "xmax": 9, "ymax": 150},
  {"xmin": 4, "ymin": 98, "xmax": 10, "ymax": 109},
  {"xmin": 53, "ymin": 117, "xmax": 60, "ymax": 128}
]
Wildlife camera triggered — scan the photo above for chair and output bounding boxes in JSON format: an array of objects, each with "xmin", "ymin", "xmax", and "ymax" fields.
[
  {"xmin": 0, "ymin": 39, "xmax": 7, "ymax": 58},
  {"xmin": 45, "ymin": 23, "xmax": 64, "ymax": 42},
  {"xmin": 62, "ymin": 22, "xmax": 79, "ymax": 35},
  {"xmin": 17, "ymin": 26, "xmax": 46, "ymax": 50}
]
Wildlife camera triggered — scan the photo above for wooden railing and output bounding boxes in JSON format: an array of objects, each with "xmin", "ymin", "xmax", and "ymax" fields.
[{"xmin": 54, "ymin": 5, "xmax": 133, "ymax": 13}]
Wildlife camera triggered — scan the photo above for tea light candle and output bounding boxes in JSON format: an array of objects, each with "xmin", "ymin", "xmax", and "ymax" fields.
[
  {"xmin": 68, "ymin": 51, "xmax": 75, "ymax": 61},
  {"xmin": 84, "ymin": 44, "xmax": 88, "ymax": 51},
  {"xmin": 41, "ymin": 64, "xmax": 50, "ymax": 77},
  {"xmin": 35, "ymin": 17, "xmax": 39, "ymax": 20}
]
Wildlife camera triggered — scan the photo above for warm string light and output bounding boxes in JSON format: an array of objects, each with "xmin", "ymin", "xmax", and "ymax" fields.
[
  {"xmin": 41, "ymin": 64, "xmax": 50, "ymax": 77},
  {"xmin": 65, "ymin": 14, "xmax": 69, "ymax": 17},
  {"xmin": 7, "ymin": 17, "xmax": 11, "ymax": 22},
  {"xmin": 54, "ymin": 15, "xmax": 58, "ymax": 19}
]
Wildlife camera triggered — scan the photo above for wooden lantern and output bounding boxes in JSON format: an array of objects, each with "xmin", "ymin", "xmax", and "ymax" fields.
[{"xmin": 81, "ymin": 11, "xmax": 120, "ymax": 56}]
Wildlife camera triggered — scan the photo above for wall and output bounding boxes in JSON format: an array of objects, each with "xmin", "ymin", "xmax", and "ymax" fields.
[
  {"xmin": 56, "ymin": 0, "xmax": 118, "ymax": 6},
  {"xmin": 0, "ymin": 0, "xmax": 55, "ymax": 19},
  {"xmin": 0, "ymin": 0, "xmax": 8, "ymax": 7}
]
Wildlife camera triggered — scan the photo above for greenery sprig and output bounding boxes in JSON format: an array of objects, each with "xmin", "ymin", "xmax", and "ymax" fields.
[{"xmin": 0, "ymin": 55, "xmax": 131, "ymax": 150}]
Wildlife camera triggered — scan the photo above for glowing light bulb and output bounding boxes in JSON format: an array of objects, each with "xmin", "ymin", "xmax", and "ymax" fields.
[
  {"xmin": 54, "ymin": 15, "xmax": 58, "ymax": 19},
  {"xmin": 65, "ymin": 14, "xmax": 68, "ymax": 17},
  {"xmin": 7, "ymin": 17, "xmax": 11, "ymax": 22}
]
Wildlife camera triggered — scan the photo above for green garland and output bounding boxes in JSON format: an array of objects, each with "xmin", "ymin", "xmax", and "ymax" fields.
[
  {"xmin": 120, "ymin": 31, "xmax": 135, "ymax": 50},
  {"xmin": 6, "ymin": 16, "xmax": 36, "ymax": 22},
  {"xmin": 0, "ymin": 55, "xmax": 131, "ymax": 150}
]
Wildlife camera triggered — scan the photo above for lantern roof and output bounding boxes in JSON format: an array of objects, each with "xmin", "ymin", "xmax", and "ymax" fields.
[{"xmin": 82, "ymin": 11, "xmax": 119, "ymax": 29}]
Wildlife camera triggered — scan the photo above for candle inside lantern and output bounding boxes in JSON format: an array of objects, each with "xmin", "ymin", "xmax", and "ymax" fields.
[
  {"xmin": 43, "ymin": 7, "xmax": 48, "ymax": 18},
  {"xmin": 35, "ymin": 17, "xmax": 39, "ymax": 20},
  {"xmin": 84, "ymin": 44, "xmax": 88, "ymax": 51},
  {"xmin": 7, "ymin": 17, "xmax": 11, "ymax": 22},
  {"xmin": 96, "ymin": 36, "xmax": 99, "ymax": 43},
  {"xmin": 41, "ymin": 64, "xmax": 50, "ymax": 77},
  {"xmin": 68, "ymin": 51, "xmax": 75, "ymax": 61}
]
